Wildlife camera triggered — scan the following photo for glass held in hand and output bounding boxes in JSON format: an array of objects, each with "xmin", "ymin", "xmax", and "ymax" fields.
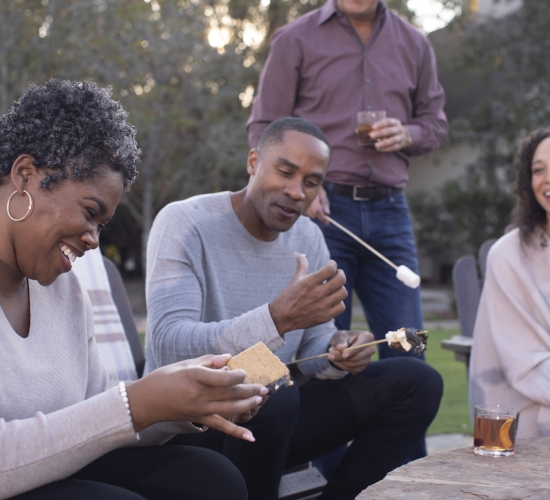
[{"xmin": 357, "ymin": 110, "xmax": 386, "ymax": 146}]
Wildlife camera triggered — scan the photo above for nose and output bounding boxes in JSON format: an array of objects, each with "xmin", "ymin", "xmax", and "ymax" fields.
[
  {"xmin": 81, "ymin": 226, "xmax": 100, "ymax": 251},
  {"xmin": 284, "ymin": 178, "xmax": 305, "ymax": 201}
]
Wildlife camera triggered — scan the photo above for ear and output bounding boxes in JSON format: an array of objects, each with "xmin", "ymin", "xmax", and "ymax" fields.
[
  {"xmin": 10, "ymin": 155, "xmax": 39, "ymax": 194},
  {"xmin": 247, "ymin": 148, "xmax": 259, "ymax": 176}
]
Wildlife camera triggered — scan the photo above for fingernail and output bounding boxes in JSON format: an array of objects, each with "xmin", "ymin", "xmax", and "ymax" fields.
[
  {"xmin": 244, "ymin": 433, "xmax": 256, "ymax": 442},
  {"xmin": 260, "ymin": 387, "xmax": 269, "ymax": 395},
  {"xmin": 255, "ymin": 396, "xmax": 263, "ymax": 404}
]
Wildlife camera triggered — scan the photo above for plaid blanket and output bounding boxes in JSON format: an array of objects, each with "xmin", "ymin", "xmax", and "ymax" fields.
[{"xmin": 72, "ymin": 248, "xmax": 138, "ymax": 383}]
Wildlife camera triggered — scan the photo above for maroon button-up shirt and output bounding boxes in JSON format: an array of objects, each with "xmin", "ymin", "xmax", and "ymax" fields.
[{"xmin": 247, "ymin": 0, "xmax": 448, "ymax": 188}]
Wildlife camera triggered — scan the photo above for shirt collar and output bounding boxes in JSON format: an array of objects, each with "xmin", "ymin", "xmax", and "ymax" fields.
[
  {"xmin": 318, "ymin": 0, "xmax": 339, "ymax": 25},
  {"xmin": 318, "ymin": 0, "xmax": 387, "ymax": 26}
]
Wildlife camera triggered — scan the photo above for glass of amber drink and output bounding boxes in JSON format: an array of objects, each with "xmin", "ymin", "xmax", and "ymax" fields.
[
  {"xmin": 473, "ymin": 405, "xmax": 517, "ymax": 457},
  {"xmin": 357, "ymin": 110, "xmax": 386, "ymax": 146}
]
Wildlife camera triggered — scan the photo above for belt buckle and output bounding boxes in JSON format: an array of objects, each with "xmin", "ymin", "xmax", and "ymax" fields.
[{"xmin": 353, "ymin": 185, "xmax": 370, "ymax": 201}]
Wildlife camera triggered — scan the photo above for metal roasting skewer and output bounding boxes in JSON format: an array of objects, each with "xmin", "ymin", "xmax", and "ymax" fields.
[
  {"xmin": 326, "ymin": 215, "xmax": 397, "ymax": 270},
  {"xmin": 286, "ymin": 329, "xmax": 428, "ymax": 366},
  {"xmin": 285, "ymin": 339, "xmax": 388, "ymax": 366},
  {"xmin": 325, "ymin": 216, "xmax": 421, "ymax": 289}
]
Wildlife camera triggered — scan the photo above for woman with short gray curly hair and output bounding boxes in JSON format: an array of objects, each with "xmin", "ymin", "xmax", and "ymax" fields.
[{"xmin": 0, "ymin": 80, "xmax": 265, "ymax": 500}]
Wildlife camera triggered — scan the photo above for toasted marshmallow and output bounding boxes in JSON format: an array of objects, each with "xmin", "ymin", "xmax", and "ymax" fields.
[{"xmin": 396, "ymin": 329, "xmax": 413, "ymax": 351}]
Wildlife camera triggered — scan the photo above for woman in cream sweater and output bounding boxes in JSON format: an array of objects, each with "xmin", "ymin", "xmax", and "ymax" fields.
[
  {"xmin": 470, "ymin": 128, "xmax": 550, "ymax": 438},
  {"xmin": 0, "ymin": 80, "xmax": 266, "ymax": 499}
]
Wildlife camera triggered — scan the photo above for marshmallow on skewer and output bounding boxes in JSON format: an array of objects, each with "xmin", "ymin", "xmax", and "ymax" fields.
[
  {"xmin": 386, "ymin": 329, "xmax": 411, "ymax": 351},
  {"xmin": 325, "ymin": 216, "xmax": 421, "ymax": 289},
  {"xmin": 396, "ymin": 265, "xmax": 421, "ymax": 289},
  {"xmin": 385, "ymin": 328, "xmax": 428, "ymax": 355},
  {"xmin": 287, "ymin": 327, "xmax": 429, "ymax": 365}
]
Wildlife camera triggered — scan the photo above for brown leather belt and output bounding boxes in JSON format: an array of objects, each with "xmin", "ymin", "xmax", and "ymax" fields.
[{"xmin": 326, "ymin": 183, "xmax": 403, "ymax": 201}]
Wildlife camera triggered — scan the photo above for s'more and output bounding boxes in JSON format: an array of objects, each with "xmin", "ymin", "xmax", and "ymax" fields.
[{"xmin": 227, "ymin": 342, "xmax": 294, "ymax": 394}]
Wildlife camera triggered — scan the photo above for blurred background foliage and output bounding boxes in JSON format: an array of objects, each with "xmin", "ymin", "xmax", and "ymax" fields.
[
  {"xmin": 1, "ymin": 0, "xmax": 546, "ymax": 277},
  {"xmin": 0, "ymin": 0, "xmax": 419, "ymax": 274},
  {"xmin": 409, "ymin": 0, "xmax": 550, "ymax": 269}
]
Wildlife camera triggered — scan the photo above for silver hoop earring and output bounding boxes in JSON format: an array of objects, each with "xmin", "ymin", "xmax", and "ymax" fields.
[{"xmin": 7, "ymin": 190, "xmax": 34, "ymax": 222}]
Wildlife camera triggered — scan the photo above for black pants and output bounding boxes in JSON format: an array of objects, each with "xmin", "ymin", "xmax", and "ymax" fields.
[
  {"xmin": 11, "ymin": 446, "xmax": 247, "ymax": 500},
  {"xmin": 172, "ymin": 357, "xmax": 443, "ymax": 500}
]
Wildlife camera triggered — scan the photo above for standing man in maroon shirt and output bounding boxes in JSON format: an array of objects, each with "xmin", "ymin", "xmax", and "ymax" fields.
[
  {"xmin": 248, "ymin": 0, "xmax": 447, "ymax": 353},
  {"xmin": 247, "ymin": 0, "xmax": 447, "ymax": 462}
]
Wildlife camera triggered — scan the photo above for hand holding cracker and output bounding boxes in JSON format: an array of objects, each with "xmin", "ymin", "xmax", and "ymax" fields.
[{"xmin": 127, "ymin": 354, "xmax": 268, "ymax": 442}]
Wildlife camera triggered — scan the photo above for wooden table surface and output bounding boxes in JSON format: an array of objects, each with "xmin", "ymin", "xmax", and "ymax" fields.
[{"xmin": 357, "ymin": 437, "xmax": 550, "ymax": 499}]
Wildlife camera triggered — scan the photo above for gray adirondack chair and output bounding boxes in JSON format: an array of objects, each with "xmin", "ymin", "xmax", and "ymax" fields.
[{"xmin": 441, "ymin": 239, "xmax": 497, "ymax": 372}]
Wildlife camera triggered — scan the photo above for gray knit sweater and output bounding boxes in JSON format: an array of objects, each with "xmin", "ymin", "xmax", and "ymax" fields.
[
  {"xmin": 0, "ymin": 272, "xmax": 198, "ymax": 499},
  {"xmin": 145, "ymin": 192, "xmax": 346, "ymax": 381}
]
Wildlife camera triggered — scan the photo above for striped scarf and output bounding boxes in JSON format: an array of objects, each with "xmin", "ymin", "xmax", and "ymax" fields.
[{"xmin": 72, "ymin": 248, "xmax": 138, "ymax": 384}]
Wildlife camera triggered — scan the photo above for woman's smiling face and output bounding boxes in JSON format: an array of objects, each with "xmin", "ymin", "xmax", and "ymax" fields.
[
  {"xmin": 531, "ymin": 137, "xmax": 550, "ymax": 217},
  {"xmin": 9, "ymin": 158, "xmax": 124, "ymax": 286}
]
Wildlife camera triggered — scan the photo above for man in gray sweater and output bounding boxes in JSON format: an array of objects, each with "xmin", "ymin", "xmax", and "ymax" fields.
[{"xmin": 145, "ymin": 118, "xmax": 443, "ymax": 500}]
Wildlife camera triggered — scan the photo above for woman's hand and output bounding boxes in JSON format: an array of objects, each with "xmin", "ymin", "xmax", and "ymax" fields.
[{"xmin": 126, "ymin": 354, "xmax": 268, "ymax": 441}]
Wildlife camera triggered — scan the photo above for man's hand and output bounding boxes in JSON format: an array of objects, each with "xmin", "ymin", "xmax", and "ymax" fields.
[
  {"xmin": 369, "ymin": 118, "xmax": 413, "ymax": 152},
  {"xmin": 327, "ymin": 330, "xmax": 376, "ymax": 374},
  {"xmin": 269, "ymin": 253, "xmax": 347, "ymax": 335},
  {"xmin": 305, "ymin": 186, "xmax": 330, "ymax": 225}
]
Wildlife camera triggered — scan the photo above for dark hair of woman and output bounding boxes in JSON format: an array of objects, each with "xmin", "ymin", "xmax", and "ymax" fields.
[
  {"xmin": 0, "ymin": 79, "xmax": 140, "ymax": 191},
  {"xmin": 512, "ymin": 127, "xmax": 550, "ymax": 246}
]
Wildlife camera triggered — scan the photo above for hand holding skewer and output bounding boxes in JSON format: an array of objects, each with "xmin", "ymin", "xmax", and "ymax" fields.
[
  {"xmin": 287, "ymin": 328, "xmax": 428, "ymax": 366},
  {"xmin": 327, "ymin": 330, "xmax": 377, "ymax": 374}
]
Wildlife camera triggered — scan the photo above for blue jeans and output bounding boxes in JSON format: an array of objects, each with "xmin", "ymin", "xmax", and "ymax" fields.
[
  {"xmin": 313, "ymin": 186, "xmax": 427, "ymax": 471},
  {"xmin": 316, "ymin": 185, "xmax": 423, "ymax": 360}
]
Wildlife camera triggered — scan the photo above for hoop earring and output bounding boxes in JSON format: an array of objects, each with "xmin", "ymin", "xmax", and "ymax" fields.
[{"xmin": 7, "ymin": 190, "xmax": 34, "ymax": 222}]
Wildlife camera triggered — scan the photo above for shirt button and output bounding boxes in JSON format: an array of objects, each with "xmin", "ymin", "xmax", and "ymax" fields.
[
  {"xmin": 365, "ymin": 78, "xmax": 370, "ymax": 83},
  {"xmin": 367, "ymin": 105, "xmax": 372, "ymax": 110}
]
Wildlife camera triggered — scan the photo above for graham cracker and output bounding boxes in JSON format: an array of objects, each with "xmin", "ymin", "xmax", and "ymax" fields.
[{"xmin": 227, "ymin": 341, "xmax": 289, "ymax": 386}]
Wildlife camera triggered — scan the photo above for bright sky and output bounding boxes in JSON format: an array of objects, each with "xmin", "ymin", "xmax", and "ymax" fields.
[{"xmin": 408, "ymin": 0, "xmax": 461, "ymax": 32}]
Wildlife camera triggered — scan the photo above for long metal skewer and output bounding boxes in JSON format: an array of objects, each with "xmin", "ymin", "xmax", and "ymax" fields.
[
  {"xmin": 326, "ymin": 216, "xmax": 398, "ymax": 270},
  {"xmin": 286, "ymin": 339, "xmax": 388, "ymax": 366}
]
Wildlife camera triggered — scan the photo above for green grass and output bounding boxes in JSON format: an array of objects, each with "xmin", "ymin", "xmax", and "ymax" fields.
[
  {"xmin": 351, "ymin": 316, "xmax": 472, "ymax": 436},
  {"xmin": 424, "ymin": 328, "xmax": 472, "ymax": 436}
]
